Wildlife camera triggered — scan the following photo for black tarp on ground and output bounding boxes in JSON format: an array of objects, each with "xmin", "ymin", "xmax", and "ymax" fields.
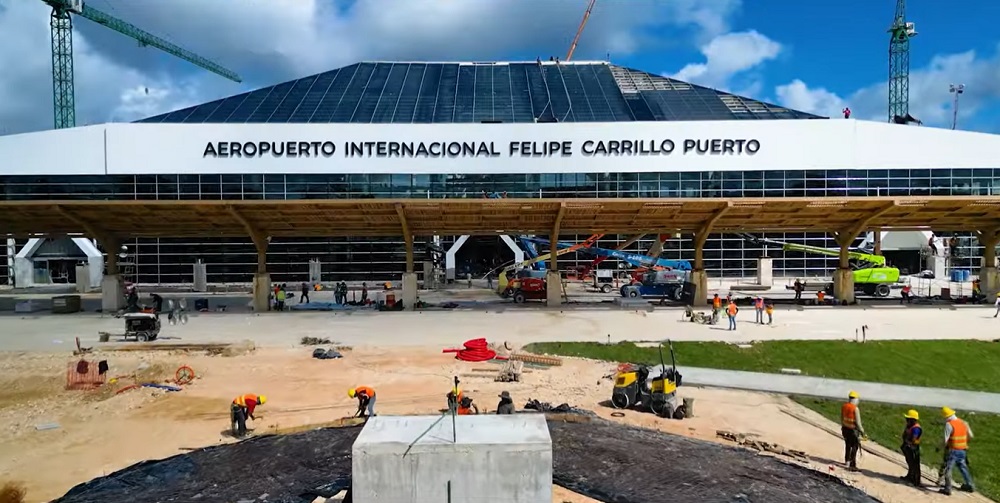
[
  {"xmin": 51, "ymin": 426, "xmax": 362, "ymax": 503},
  {"xmin": 547, "ymin": 415, "xmax": 880, "ymax": 503},
  {"xmin": 52, "ymin": 414, "xmax": 880, "ymax": 503}
]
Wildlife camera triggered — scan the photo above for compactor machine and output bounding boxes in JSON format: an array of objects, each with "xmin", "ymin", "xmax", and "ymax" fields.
[{"xmin": 611, "ymin": 341, "xmax": 684, "ymax": 418}]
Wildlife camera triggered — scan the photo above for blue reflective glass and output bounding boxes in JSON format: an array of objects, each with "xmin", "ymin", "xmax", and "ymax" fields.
[
  {"xmin": 352, "ymin": 63, "xmax": 394, "ymax": 123},
  {"xmin": 267, "ymin": 76, "xmax": 317, "ymax": 122},
  {"xmin": 246, "ymin": 81, "xmax": 295, "ymax": 122},
  {"xmin": 412, "ymin": 64, "xmax": 442, "ymax": 123},
  {"xmin": 391, "ymin": 64, "xmax": 426, "ymax": 123},
  {"xmin": 310, "ymin": 65, "xmax": 360, "ymax": 123},
  {"xmin": 288, "ymin": 70, "xmax": 340, "ymax": 122},
  {"xmin": 329, "ymin": 63, "xmax": 375, "ymax": 122}
]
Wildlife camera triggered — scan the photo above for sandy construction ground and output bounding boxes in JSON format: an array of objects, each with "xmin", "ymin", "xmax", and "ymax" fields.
[{"xmin": 0, "ymin": 341, "xmax": 987, "ymax": 503}]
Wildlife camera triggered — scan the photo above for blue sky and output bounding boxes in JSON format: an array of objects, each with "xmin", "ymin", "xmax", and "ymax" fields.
[{"xmin": 1, "ymin": 0, "xmax": 998, "ymax": 134}]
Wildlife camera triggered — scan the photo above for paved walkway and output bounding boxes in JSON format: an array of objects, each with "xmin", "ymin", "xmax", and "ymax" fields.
[{"xmin": 682, "ymin": 367, "xmax": 1000, "ymax": 414}]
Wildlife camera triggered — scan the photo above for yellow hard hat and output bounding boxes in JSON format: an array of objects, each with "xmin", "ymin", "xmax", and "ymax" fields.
[
  {"xmin": 348, "ymin": 388, "xmax": 357, "ymax": 398},
  {"xmin": 941, "ymin": 406, "xmax": 955, "ymax": 418},
  {"xmin": 848, "ymin": 391, "xmax": 859, "ymax": 399},
  {"xmin": 258, "ymin": 395, "xmax": 267, "ymax": 405},
  {"xmin": 903, "ymin": 409, "xmax": 919, "ymax": 420}
]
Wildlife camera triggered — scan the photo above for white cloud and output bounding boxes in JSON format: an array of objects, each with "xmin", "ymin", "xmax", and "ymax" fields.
[
  {"xmin": 776, "ymin": 45, "xmax": 1000, "ymax": 128},
  {"xmin": 668, "ymin": 30, "xmax": 782, "ymax": 91},
  {"xmin": 0, "ymin": 0, "xmax": 746, "ymax": 134}
]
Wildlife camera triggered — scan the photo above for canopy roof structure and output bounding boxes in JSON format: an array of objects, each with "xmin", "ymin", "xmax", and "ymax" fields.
[{"xmin": 2, "ymin": 196, "xmax": 998, "ymax": 239}]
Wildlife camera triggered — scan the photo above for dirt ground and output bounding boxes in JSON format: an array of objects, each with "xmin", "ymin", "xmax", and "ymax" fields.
[{"xmin": 0, "ymin": 345, "xmax": 989, "ymax": 503}]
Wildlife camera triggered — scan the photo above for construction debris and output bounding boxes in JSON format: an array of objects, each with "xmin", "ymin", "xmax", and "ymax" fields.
[
  {"xmin": 716, "ymin": 430, "xmax": 809, "ymax": 462},
  {"xmin": 95, "ymin": 341, "xmax": 255, "ymax": 357},
  {"xmin": 300, "ymin": 337, "xmax": 333, "ymax": 346},
  {"xmin": 495, "ymin": 360, "xmax": 524, "ymax": 382}
]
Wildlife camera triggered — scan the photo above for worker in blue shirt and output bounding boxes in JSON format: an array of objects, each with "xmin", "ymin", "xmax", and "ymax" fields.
[{"xmin": 900, "ymin": 409, "xmax": 923, "ymax": 486}]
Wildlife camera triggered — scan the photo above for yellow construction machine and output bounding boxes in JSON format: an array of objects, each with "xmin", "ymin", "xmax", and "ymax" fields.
[{"xmin": 611, "ymin": 340, "xmax": 684, "ymax": 419}]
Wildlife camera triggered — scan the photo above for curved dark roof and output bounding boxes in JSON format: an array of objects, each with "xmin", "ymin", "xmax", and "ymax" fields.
[{"xmin": 138, "ymin": 61, "xmax": 823, "ymax": 124}]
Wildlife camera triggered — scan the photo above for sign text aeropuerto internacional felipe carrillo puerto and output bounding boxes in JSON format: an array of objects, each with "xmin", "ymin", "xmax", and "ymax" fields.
[{"xmin": 201, "ymin": 139, "xmax": 761, "ymax": 159}]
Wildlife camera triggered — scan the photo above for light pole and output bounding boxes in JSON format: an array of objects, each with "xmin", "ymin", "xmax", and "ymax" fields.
[{"xmin": 949, "ymin": 83, "xmax": 965, "ymax": 130}]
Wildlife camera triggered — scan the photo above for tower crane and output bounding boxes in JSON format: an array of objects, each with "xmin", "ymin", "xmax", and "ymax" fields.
[
  {"xmin": 887, "ymin": 0, "xmax": 918, "ymax": 124},
  {"xmin": 40, "ymin": 0, "xmax": 242, "ymax": 130},
  {"xmin": 565, "ymin": 0, "xmax": 596, "ymax": 61}
]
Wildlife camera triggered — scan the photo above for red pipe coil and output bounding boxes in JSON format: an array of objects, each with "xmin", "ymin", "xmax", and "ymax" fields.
[{"xmin": 452, "ymin": 338, "xmax": 497, "ymax": 362}]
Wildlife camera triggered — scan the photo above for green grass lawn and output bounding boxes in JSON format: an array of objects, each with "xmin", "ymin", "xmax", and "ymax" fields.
[
  {"xmin": 794, "ymin": 397, "xmax": 1000, "ymax": 500},
  {"xmin": 526, "ymin": 340, "xmax": 1000, "ymax": 499},
  {"xmin": 524, "ymin": 340, "xmax": 1000, "ymax": 392}
]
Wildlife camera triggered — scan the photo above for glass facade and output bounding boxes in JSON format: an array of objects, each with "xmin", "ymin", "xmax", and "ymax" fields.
[
  {"xmin": 138, "ymin": 62, "xmax": 819, "ymax": 125},
  {"xmin": 1, "ymin": 168, "xmax": 994, "ymax": 285},
  {"xmin": 2, "ymin": 169, "xmax": 1000, "ymax": 201}
]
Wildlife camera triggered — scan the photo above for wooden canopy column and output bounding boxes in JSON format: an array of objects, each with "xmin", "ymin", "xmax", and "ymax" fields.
[
  {"xmin": 395, "ymin": 203, "xmax": 414, "ymax": 273},
  {"xmin": 228, "ymin": 206, "xmax": 269, "ymax": 274},
  {"xmin": 549, "ymin": 202, "xmax": 566, "ymax": 272},
  {"xmin": 693, "ymin": 202, "xmax": 731, "ymax": 271},
  {"xmin": 833, "ymin": 201, "xmax": 897, "ymax": 269},
  {"xmin": 977, "ymin": 228, "xmax": 1000, "ymax": 268}
]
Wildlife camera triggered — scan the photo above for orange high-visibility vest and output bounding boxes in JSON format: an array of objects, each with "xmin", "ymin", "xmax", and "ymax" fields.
[
  {"xmin": 457, "ymin": 406, "xmax": 474, "ymax": 415},
  {"xmin": 754, "ymin": 298, "xmax": 764, "ymax": 309},
  {"xmin": 947, "ymin": 418, "xmax": 969, "ymax": 450},
  {"xmin": 726, "ymin": 303, "xmax": 737, "ymax": 316},
  {"xmin": 355, "ymin": 386, "xmax": 375, "ymax": 398},
  {"xmin": 817, "ymin": 291, "xmax": 826, "ymax": 301},
  {"xmin": 841, "ymin": 402, "xmax": 857, "ymax": 429},
  {"xmin": 713, "ymin": 297, "xmax": 721, "ymax": 309},
  {"xmin": 233, "ymin": 394, "xmax": 257, "ymax": 407}
]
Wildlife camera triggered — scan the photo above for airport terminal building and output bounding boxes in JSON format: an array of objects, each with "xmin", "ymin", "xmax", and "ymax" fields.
[{"xmin": 2, "ymin": 60, "xmax": 1000, "ymax": 287}]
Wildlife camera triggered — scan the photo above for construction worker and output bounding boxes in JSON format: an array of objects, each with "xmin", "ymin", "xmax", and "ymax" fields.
[
  {"xmin": 726, "ymin": 300, "xmax": 738, "ymax": 331},
  {"xmin": 457, "ymin": 395, "xmax": 478, "ymax": 415},
  {"xmin": 840, "ymin": 391, "xmax": 866, "ymax": 471},
  {"xmin": 348, "ymin": 386, "xmax": 376, "ymax": 419},
  {"xmin": 816, "ymin": 290, "xmax": 826, "ymax": 304},
  {"xmin": 497, "ymin": 391, "xmax": 515, "ymax": 414},
  {"xmin": 765, "ymin": 303, "xmax": 774, "ymax": 325},
  {"xmin": 900, "ymin": 409, "xmax": 922, "ymax": 487},
  {"xmin": 712, "ymin": 294, "xmax": 721, "ymax": 314},
  {"xmin": 940, "ymin": 406, "xmax": 975, "ymax": 495},
  {"xmin": 753, "ymin": 296, "xmax": 764, "ymax": 324},
  {"xmin": 231, "ymin": 393, "xmax": 266, "ymax": 438},
  {"xmin": 994, "ymin": 292, "xmax": 1000, "ymax": 318},
  {"xmin": 900, "ymin": 284, "xmax": 912, "ymax": 304}
]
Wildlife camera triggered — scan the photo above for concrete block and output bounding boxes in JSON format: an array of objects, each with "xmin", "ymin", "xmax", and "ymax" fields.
[
  {"xmin": 401, "ymin": 272, "xmax": 418, "ymax": 309},
  {"xmin": 101, "ymin": 274, "xmax": 125, "ymax": 312},
  {"xmin": 192, "ymin": 260, "xmax": 208, "ymax": 292},
  {"xmin": 980, "ymin": 266, "xmax": 999, "ymax": 298},
  {"xmin": 352, "ymin": 415, "xmax": 552, "ymax": 503},
  {"xmin": 756, "ymin": 257, "xmax": 773, "ymax": 287},
  {"xmin": 833, "ymin": 268, "xmax": 854, "ymax": 304},
  {"xmin": 252, "ymin": 273, "xmax": 271, "ymax": 312},
  {"xmin": 545, "ymin": 270, "xmax": 562, "ymax": 306},
  {"xmin": 75, "ymin": 264, "xmax": 89, "ymax": 293}
]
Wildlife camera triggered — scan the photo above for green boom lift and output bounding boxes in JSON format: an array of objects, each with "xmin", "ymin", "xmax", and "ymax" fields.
[
  {"xmin": 739, "ymin": 234, "xmax": 900, "ymax": 297},
  {"xmin": 40, "ymin": 0, "xmax": 242, "ymax": 129}
]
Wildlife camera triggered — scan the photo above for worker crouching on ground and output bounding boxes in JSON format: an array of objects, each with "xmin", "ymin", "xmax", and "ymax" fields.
[
  {"xmin": 940, "ymin": 406, "xmax": 975, "ymax": 495},
  {"xmin": 840, "ymin": 391, "xmax": 866, "ymax": 471},
  {"xmin": 231, "ymin": 394, "xmax": 266, "ymax": 438},
  {"xmin": 457, "ymin": 395, "xmax": 478, "ymax": 415},
  {"xmin": 900, "ymin": 409, "xmax": 922, "ymax": 487},
  {"xmin": 349, "ymin": 386, "xmax": 376, "ymax": 419},
  {"xmin": 497, "ymin": 391, "xmax": 515, "ymax": 414}
]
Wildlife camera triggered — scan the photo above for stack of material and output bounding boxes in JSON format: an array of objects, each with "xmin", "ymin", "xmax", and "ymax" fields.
[
  {"xmin": 509, "ymin": 352, "xmax": 563, "ymax": 366},
  {"xmin": 716, "ymin": 430, "xmax": 809, "ymax": 461},
  {"xmin": 495, "ymin": 360, "xmax": 524, "ymax": 382}
]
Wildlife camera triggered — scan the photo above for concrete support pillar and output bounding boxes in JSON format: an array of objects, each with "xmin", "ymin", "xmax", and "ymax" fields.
[
  {"xmin": 756, "ymin": 257, "xmax": 773, "ymax": 287},
  {"xmin": 833, "ymin": 269, "xmax": 855, "ymax": 304},
  {"xmin": 252, "ymin": 273, "xmax": 271, "ymax": 312},
  {"xmin": 101, "ymin": 274, "xmax": 125, "ymax": 312},
  {"xmin": 422, "ymin": 261, "xmax": 435, "ymax": 289},
  {"xmin": 308, "ymin": 259, "xmax": 322, "ymax": 284},
  {"xmin": 6, "ymin": 238, "xmax": 14, "ymax": 286},
  {"xmin": 689, "ymin": 269, "xmax": 708, "ymax": 307},
  {"xmin": 977, "ymin": 229, "xmax": 1000, "ymax": 297},
  {"xmin": 499, "ymin": 235, "xmax": 526, "ymax": 265},
  {"xmin": 545, "ymin": 270, "xmax": 562, "ymax": 306},
  {"xmin": 401, "ymin": 272, "xmax": 418, "ymax": 309},
  {"xmin": 193, "ymin": 260, "xmax": 208, "ymax": 292},
  {"xmin": 833, "ymin": 236, "xmax": 855, "ymax": 304}
]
